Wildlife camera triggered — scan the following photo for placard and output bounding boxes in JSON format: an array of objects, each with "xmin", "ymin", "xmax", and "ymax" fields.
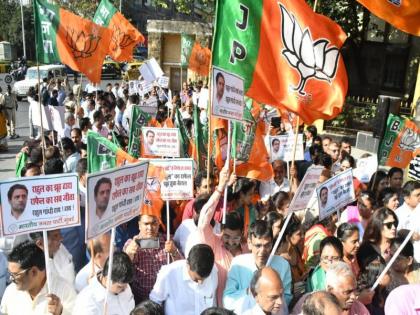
[
  {"xmin": 32, "ymin": 103, "xmax": 53, "ymax": 131},
  {"xmin": 211, "ymin": 66, "xmax": 244, "ymax": 121},
  {"xmin": 128, "ymin": 80, "xmax": 137, "ymax": 96},
  {"xmin": 140, "ymin": 97, "xmax": 158, "ymax": 115},
  {"xmin": 141, "ymin": 127, "xmax": 180, "ymax": 157},
  {"xmin": 140, "ymin": 58, "xmax": 164, "ymax": 83},
  {"xmin": 288, "ymin": 165, "xmax": 324, "ymax": 212},
  {"xmin": 150, "ymin": 159, "xmax": 194, "ymax": 200},
  {"xmin": 157, "ymin": 76, "xmax": 170, "ymax": 89},
  {"xmin": 139, "ymin": 80, "xmax": 154, "ymax": 96},
  {"xmin": 317, "ymin": 168, "xmax": 355, "ymax": 221},
  {"xmin": 269, "ymin": 134, "xmax": 304, "ymax": 162},
  {"xmin": 353, "ymin": 155, "xmax": 378, "ymax": 183},
  {"xmin": 86, "ymin": 162, "xmax": 148, "ymax": 241},
  {"xmin": 0, "ymin": 174, "xmax": 80, "ymax": 236},
  {"xmin": 49, "ymin": 105, "xmax": 65, "ymax": 136}
]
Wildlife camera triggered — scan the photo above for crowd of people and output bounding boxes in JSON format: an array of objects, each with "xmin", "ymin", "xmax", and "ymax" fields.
[{"xmin": 0, "ymin": 76, "xmax": 419, "ymax": 315}]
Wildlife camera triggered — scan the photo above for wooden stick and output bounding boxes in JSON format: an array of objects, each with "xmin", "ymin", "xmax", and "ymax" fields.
[
  {"xmin": 166, "ymin": 200, "xmax": 171, "ymax": 264},
  {"xmin": 103, "ymin": 227, "xmax": 116, "ymax": 315},
  {"xmin": 222, "ymin": 121, "xmax": 232, "ymax": 224},
  {"xmin": 267, "ymin": 213, "xmax": 292, "ymax": 266},
  {"xmin": 36, "ymin": 63, "xmax": 46, "ymax": 167},
  {"xmin": 289, "ymin": 116, "xmax": 300, "ymax": 187},
  {"xmin": 89, "ymin": 239, "xmax": 95, "ymax": 278},
  {"xmin": 42, "ymin": 231, "xmax": 52, "ymax": 294}
]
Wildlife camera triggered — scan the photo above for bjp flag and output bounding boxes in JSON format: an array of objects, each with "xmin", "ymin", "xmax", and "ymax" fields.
[
  {"xmin": 142, "ymin": 164, "xmax": 165, "ymax": 225},
  {"xmin": 188, "ymin": 42, "xmax": 211, "ymax": 77},
  {"xmin": 34, "ymin": 0, "xmax": 112, "ymax": 83},
  {"xmin": 357, "ymin": 0, "xmax": 420, "ymax": 36},
  {"xmin": 94, "ymin": 0, "xmax": 145, "ymax": 62},
  {"xmin": 212, "ymin": 0, "xmax": 348, "ymax": 124}
]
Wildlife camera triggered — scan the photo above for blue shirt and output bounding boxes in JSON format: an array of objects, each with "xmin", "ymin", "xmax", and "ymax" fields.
[{"xmin": 223, "ymin": 253, "xmax": 292, "ymax": 309}]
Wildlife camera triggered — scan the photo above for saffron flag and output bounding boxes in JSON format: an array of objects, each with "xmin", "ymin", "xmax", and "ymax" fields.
[
  {"xmin": 212, "ymin": 0, "xmax": 348, "ymax": 124},
  {"xmin": 87, "ymin": 130, "xmax": 137, "ymax": 173},
  {"xmin": 378, "ymin": 114, "xmax": 420, "ymax": 168},
  {"xmin": 94, "ymin": 0, "xmax": 144, "ymax": 62},
  {"xmin": 142, "ymin": 163, "xmax": 165, "ymax": 223},
  {"xmin": 34, "ymin": 0, "xmax": 112, "ymax": 83},
  {"xmin": 357, "ymin": 0, "xmax": 420, "ymax": 36},
  {"xmin": 189, "ymin": 42, "xmax": 211, "ymax": 77}
]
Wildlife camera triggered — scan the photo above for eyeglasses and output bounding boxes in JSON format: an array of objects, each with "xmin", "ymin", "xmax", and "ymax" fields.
[
  {"xmin": 320, "ymin": 256, "xmax": 341, "ymax": 263},
  {"xmin": 383, "ymin": 221, "xmax": 397, "ymax": 229},
  {"xmin": 9, "ymin": 268, "xmax": 29, "ymax": 282},
  {"xmin": 222, "ymin": 234, "xmax": 242, "ymax": 242}
]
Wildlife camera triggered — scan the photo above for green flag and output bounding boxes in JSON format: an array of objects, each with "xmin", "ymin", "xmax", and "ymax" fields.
[
  {"xmin": 15, "ymin": 152, "xmax": 28, "ymax": 177},
  {"xmin": 87, "ymin": 130, "xmax": 137, "ymax": 173},
  {"xmin": 193, "ymin": 105, "xmax": 208, "ymax": 170},
  {"xmin": 181, "ymin": 34, "xmax": 194, "ymax": 66},
  {"xmin": 93, "ymin": 0, "xmax": 118, "ymax": 26},
  {"xmin": 175, "ymin": 108, "xmax": 191, "ymax": 158},
  {"xmin": 128, "ymin": 106, "xmax": 151, "ymax": 158},
  {"xmin": 231, "ymin": 99, "xmax": 256, "ymax": 161}
]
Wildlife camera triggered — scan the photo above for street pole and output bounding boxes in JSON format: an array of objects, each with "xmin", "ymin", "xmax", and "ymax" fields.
[
  {"xmin": 20, "ymin": 0, "xmax": 27, "ymax": 59},
  {"xmin": 119, "ymin": 0, "xmax": 122, "ymax": 12}
]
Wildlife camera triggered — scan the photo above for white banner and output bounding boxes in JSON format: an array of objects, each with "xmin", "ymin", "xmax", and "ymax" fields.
[
  {"xmin": 317, "ymin": 168, "xmax": 355, "ymax": 221},
  {"xmin": 0, "ymin": 174, "xmax": 80, "ymax": 236},
  {"xmin": 211, "ymin": 66, "xmax": 244, "ymax": 121},
  {"xmin": 140, "ymin": 97, "xmax": 158, "ymax": 115},
  {"xmin": 49, "ymin": 105, "xmax": 65, "ymax": 137},
  {"xmin": 150, "ymin": 159, "xmax": 194, "ymax": 200},
  {"xmin": 139, "ymin": 80, "xmax": 154, "ymax": 96},
  {"xmin": 157, "ymin": 76, "xmax": 170, "ymax": 89},
  {"xmin": 288, "ymin": 165, "xmax": 324, "ymax": 212},
  {"xmin": 86, "ymin": 162, "xmax": 148, "ymax": 241},
  {"xmin": 142, "ymin": 127, "xmax": 180, "ymax": 157},
  {"xmin": 269, "ymin": 134, "xmax": 304, "ymax": 162},
  {"xmin": 32, "ymin": 103, "xmax": 53, "ymax": 130},
  {"xmin": 140, "ymin": 58, "xmax": 164, "ymax": 83}
]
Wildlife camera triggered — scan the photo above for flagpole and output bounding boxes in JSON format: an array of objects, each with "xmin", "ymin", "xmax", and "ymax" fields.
[
  {"xmin": 222, "ymin": 120, "xmax": 232, "ymax": 224},
  {"xmin": 20, "ymin": 0, "xmax": 26, "ymax": 59},
  {"xmin": 289, "ymin": 116, "xmax": 300, "ymax": 189},
  {"xmin": 166, "ymin": 200, "xmax": 170, "ymax": 264},
  {"xmin": 103, "ymin": 227, "xmax": 116, "ymax": 315},
  {"xmin": 42, "ymin": 231, "xmax": 52, "ymax": 294}
]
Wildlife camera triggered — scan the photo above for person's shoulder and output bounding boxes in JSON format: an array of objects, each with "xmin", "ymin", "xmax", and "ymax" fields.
[
  {"xmin": 271, "ymin": 254, "xmax": 291, "ymax": 269},
  {"xmin": 351, "ymin": 299, "xmax": 370, "ymax": 314}
]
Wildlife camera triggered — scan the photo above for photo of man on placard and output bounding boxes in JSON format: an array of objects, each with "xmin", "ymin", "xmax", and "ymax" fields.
[
  {"xmin": 7, "ymin": 184, "xmax": 28, "ymax": 220},
  {"xmin": 215, "ymin": 72, "xmax": 225, "ymax": 106},
  {"xmin": 144, "ymin": 129, "xmax": 157, "ymax": 155},
  {"xmin": 319, "ymin": 186, "xmax": 329, "ymax": 209},
  {"xmin": 94, "ymin": 177, "xmax": 112, "ymax": 220}
]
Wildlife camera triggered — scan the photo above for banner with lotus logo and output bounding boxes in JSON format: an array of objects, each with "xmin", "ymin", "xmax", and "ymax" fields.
[
  {"xmin": 378, "ymin": 114, "xmax": 420, "ymax": 168},
  {"xmin": 212, "ymin": 0, "xmax": 348, "ymax": 124},
  {"xmin": 94, "ymin": 0, "xmax": 145, "ymax": 62},
  {"xmin": 34, "ymin": 0, "xmax": 112, "ymax": 83}
]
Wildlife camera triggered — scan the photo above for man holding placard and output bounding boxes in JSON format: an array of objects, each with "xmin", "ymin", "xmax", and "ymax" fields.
[{"xmin": 1, "ymin": 241, "xmax": 76, "ymax": 315}]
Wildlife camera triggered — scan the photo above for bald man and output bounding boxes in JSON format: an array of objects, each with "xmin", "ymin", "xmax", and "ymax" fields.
[
  {"xmin": 302, "ymin": 291, "xmax": 342, "ymax": 315},
  {"xmin": 236, "ymin": 267, "xmax": 286, "ymax": 315}
]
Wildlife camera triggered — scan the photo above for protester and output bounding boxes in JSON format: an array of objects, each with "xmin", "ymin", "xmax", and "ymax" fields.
[
  {"xmin": 368, "ymin": 171, "xmax": 389, "ymax": 200},
  {"xmin": 124, "ymin": 214, "xmax": 182, "ymax": 303},
  {"xmin": 1, "ymin": 241, "xmax": 76, "ymax": 315},
  {"xmin": 387, "ymin": 167, "xmax": 404, "ymax": 195},
  {"xmin": 259, "ymin": 160, "xmax": 290, "ymax": 199},
  {"xmin": 377, "ymin": 187, "xmax": 399, "ymax": 211},
  {"xmin": 149, "ymin": 244, "xmax": 218, "ymax": 315},
  {"xmin": 223, "ymin": 220, "xmax": 292, "ymax": 309},
  {"xmin": 61, "ymin": 137, "xmax": 81, "ymax": 173},
  {"xmin": 301, "ymin": 291, "xmax": 342, "ymax": 315},
  {"xmin": 73, "ymin": 252, "xmax": 134, "ymax": 315},
  {"xmin": 384, "ymin": 284, "xmax": 420, "ymax": 315},
  {"xmin": 337, "ymin": 223, "xmax": 361, "ymax": 277},
  {"xmin": 266, "ymin": 211, "xmax": 283, "ymax": 241},
  {"xmin": 306, "ymin": 236, "xmax": 344, "ymax": 292},
  {"xmin": 130, "ymin": 300, "xmax": 164, "ymax": 315},
  {"xmin": 360, "ymin": 208, "xmax": 398, "ymax": 261}
]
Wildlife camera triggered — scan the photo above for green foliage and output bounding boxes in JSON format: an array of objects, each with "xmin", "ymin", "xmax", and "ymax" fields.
[
  {"xmin": 55, "ymin": 0, "xmax": 119, "ymax": 18},
  {"xmin": 328, "ymin": 98, "xmax": 377, "ymax": 130}
]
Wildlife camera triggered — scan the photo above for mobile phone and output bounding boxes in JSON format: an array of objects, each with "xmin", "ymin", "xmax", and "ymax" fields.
[
  {"xmin": 271, "ymin": 117, "xmax": 281, "ymax": 128},
  {"xmin": 135, "ymin": 238, "xmax": 160, "ymax": 249}
]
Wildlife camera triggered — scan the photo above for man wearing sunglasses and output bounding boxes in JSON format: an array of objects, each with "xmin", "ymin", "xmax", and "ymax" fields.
[{"xmin": 0, "ymin": 241, "xmax": 76, "ymax": 315}]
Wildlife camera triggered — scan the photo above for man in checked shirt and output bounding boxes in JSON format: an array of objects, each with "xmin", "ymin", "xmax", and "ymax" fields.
[{"xmin": 124, "ymin": 214, "xmax": 183, "ymax": 303}]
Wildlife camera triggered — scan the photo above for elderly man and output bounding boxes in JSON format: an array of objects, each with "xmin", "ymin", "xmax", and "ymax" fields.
[
  {"xmin": 150, "ymin": 244, "xmax": 218, "ymax": 315},
  {"xmin": 292, "ymin": 262, "xmax": 369, "ymax": 315},
  {"xmin": 73, "ymin": 252, "xmax": 134, "ymax": 315},
  {"xmin": 235, "ymin": 267, "xmax": 286, "ymax": 315},
  {"xmin": 1, "ymin": 241, "xmax": 76, "ymax": 315},
  {"xmin": 259, "ymin": 160, "xmax": 290, "ymax": 200},
  {"xmin": 302, "ymin": 291, "xmax": 341, "ymax": 315},
  {"xmin": 124, "ymin": 214, "xmax": 182, "ymax": 303},
  {"xmin": 223, "ymin": 220, "xmax": 292, "ymax": 310}
]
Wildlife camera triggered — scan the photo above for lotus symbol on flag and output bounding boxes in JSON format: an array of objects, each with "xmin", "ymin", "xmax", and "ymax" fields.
[
  {"xmin": 279, "ymin": 4, "xmax": 340, "ymax": 96},
  {"xmin": 66, "ymin": 28, "xmax": 101, "ymax": 59},
  {"xmin": 399, "ymin": 128, "xmax": 420, "ymax": 151},
  {"xmin": 111, "ymin": 25, "xmax": 135, "ymax": 52}
]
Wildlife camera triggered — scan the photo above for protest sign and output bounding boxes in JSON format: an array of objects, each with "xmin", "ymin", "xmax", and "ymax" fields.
[
  {"xmin": 212, "ymin": 66, "xmax": 244, "ymax": 121},
  {"xmin": 269, "ymin": 134, "xmax": 304, "ymax": 162},
  {"xmin": 128, "ymin": 80, "xmax": 137, "ymax": 95},
  {"xmin": 317, "ymin": 168, "xmax": 355, "ymax": 221},
  {"xmin": 157, "ymin": 76, "xmax": 170, "ymax": 89},
  {"xmin": 0, "ymin": 174, "xmax": 80, "ymax": 236},
  {"xmin": 142, "ymin": 127, "xmax": 180, "ymax": 157},
  {"xmin": 198, "ymin": 88, "xmax": 209, "ymax": 109},
  {"xmin": 140, "ymin": 97, "xmax": 158, "ymax": 115},
  {"xmin": 353, "ymin": 155, "xmax": 378, "ymax": 183},
  {"xmin": 49, "ymin": 105, "xmax": 65, "ymax": 136},
  {"xmin": 86, "ymin": 161, "xmax": 148, "ymax": 240},
  {"xmin": 149, "ymin": 159, "xmax": 194, "ymax": 200},
  {"xmin": 140, "ymin": 58, "xmax": 164, "ymax": 82},
  {"xmin": 32, "ymin": 104, "xmax": 53, "ymax": 130},
  {"xmin": 139, "ymin": 80, "xmax": 154, "ymax": 96},
  {"xmin": 289, "ymin": 165, "xmax": 324, "ymax": 212}
]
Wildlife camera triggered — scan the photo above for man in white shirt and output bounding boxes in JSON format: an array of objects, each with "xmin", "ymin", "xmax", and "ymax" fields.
[
  {"xmin": 61, "ymin": 137, "xmax": 81, "ymax": 173},
  {"xmin": 92, "ymin": 110, "xmax": 108, "ymax": 137},
  {"xmin": 396, "ymin": 181, "xmax": 420, "ymax": 262},
  {"xmin": 259, "ymin": 160, "xmax": 290, "ymax": 200},
  {"xmin": 1, "ymin": 241, "xmax": 76, "ymax": 315},
  {"xmin": 73, "ymin": 252, "xmax": 135, "ymax": 315},
  {"xmin": 75, "ymin": 233, "xmax": 111, "ymax": 292},
  {"xmin": 63, "ymin": 113, "xmax": 75, "ymax": 139},
  {"xmin": 235, "ymin": 267, "xmax": 286, "ymax": 315},
  {"xmin": 150, "ymin": 244, "xmax": 218, "ymax": 315},
  {"xmin": 30, "ymin": 230, "xmax": 75, "ymax": 285}
]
